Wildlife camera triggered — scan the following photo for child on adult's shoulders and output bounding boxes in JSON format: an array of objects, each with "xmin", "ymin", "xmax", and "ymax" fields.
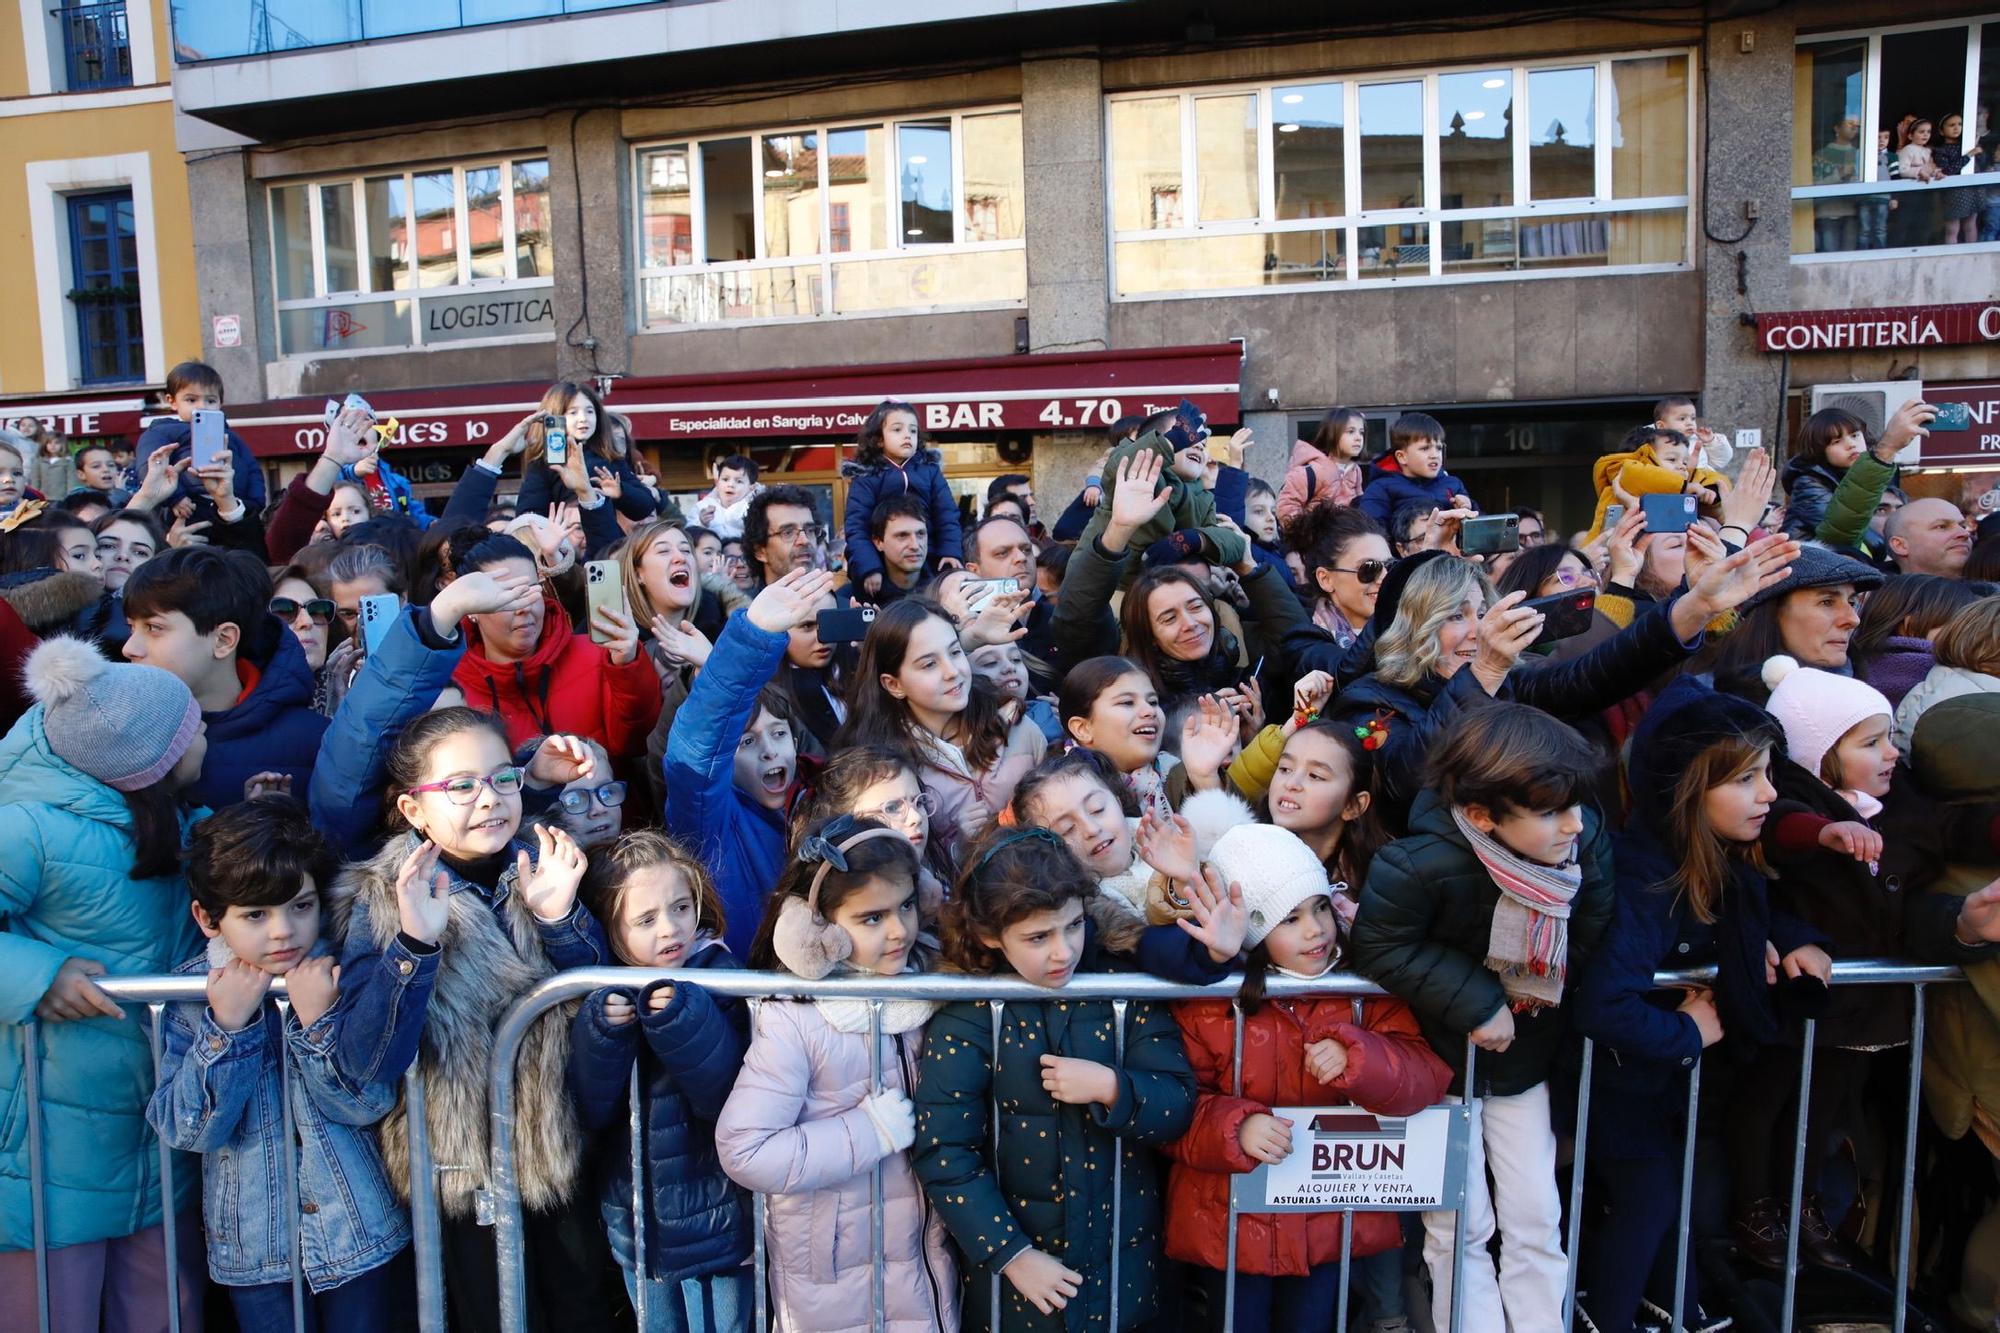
[{"xmin": 1356, "ymin": 412, "xmax": 1472, "ymax": 529}]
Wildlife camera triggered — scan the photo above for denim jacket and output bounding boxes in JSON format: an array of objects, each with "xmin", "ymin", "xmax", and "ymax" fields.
[{"xmin": 146, "ymin": 945, "xmax": 410, "ymax": 1290}]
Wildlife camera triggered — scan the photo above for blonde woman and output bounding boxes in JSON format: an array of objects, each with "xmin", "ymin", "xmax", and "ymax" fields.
[{"xmin": 1327, "ymin": 537, "xmax": 1797, "ymax": 832}]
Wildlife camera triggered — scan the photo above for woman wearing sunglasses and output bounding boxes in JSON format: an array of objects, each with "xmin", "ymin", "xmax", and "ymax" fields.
[
  {"xmin": 270, "ymin": 565, "xmax": 334, "ymax": 673},
  {"xmin": 1289, "ymin": 502, "xmax": 1395, "ymax": 650}
]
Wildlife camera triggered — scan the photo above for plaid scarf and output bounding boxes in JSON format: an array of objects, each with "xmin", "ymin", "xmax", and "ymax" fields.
[{"xmin": 1450, "ymin": 805, "xmax": 1583, "ymax": 1011}]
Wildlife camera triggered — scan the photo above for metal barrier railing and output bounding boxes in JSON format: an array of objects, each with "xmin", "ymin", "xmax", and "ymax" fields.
[{"xmin": 6, "ymin": 960, "xmax": 1971, "ymax": 1333}]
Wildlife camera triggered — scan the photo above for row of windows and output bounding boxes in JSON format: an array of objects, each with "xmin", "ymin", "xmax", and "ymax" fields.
[
  {"xmin": 255, "ymin": 23, "xmax": 1996, "ymax": 359},
  {"xmin": 1791, "ymin": 14, "xmax": 2000, "ymax": 257}
]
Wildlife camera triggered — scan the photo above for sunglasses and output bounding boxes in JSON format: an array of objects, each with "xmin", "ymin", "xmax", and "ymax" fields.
[
  {"xmin": 557, "ymin": 781, "xmax": 629, "ymax": 815},
  {"xmin": 1330, "ymin": 558, "xmax": 1394, "ymax": 585},
  {"xmin": 270, "ymin": 596, "xmax": 336, "ymax": 624}
]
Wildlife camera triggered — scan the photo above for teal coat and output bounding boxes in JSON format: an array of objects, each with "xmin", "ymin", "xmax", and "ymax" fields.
[
  {"xmin": 0, "ymin": 707, "xmax": 203, "ymax": 1251},
  {"xmin": 914, "ymin": 984, "xmax": 1195, "ymax": 1331}
]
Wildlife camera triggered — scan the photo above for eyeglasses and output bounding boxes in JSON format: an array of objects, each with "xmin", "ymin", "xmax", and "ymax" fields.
[
  {"xmin": 857, "ymin": 791, "xmax": 938, "ymax": 823},
  {"xmin": 1547, "ymin": 567, "xmax": 1599, "ymax": 589},
  {"xmin": 770, "ymin": 523, "xmax": 826, "ymax": 544},
  {"xmin": 557, "ymin": 781, "xmax": 628, "ymax": 815},
  {"xmin": 405, "ymin": 766, "xmax": 526, "ymax": 804},
  {"xmin": 1330, "ymin": 559, "xmax": 1394, "ymax": 585},
  {"xmin": 722, "ymin": 553, "xmax": 749, "ymax": 569},
  {"xmin": 271, "ymin": 596, "xmax": 336, "ymax": 624}
]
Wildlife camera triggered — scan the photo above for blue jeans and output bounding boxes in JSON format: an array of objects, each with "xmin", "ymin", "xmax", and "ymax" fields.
[
  {"xmin": 1349, "ymin": 1245, "xmax": 1408, "ymax": 1323},
  {"xmin": 227, "ymin": 1257, "xmax": 398, "ymax": 1333},
  {"xmin": 1857, "ymin": 199, "xmax": 1890, "ymax": 249},
  {"xmin": 1198, "ymin": 1261, "xmax": 1340, "ymax": 1333},
  {"xmin": 1979, "ymin": 189, "xmax": 2000, "ymax": 243},
  {"xmin": 621, "ymin": 1265, "xmax": 750, "ymax": 1333}
]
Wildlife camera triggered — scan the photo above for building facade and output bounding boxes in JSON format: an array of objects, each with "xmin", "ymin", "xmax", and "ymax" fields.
[
  {"xmin": 158, "ymin": 0, "xmax": 2000, "ymax": 531},
  {"xmin": 1, "ymin": 0, "xmax": 199, "ymax": 438}
]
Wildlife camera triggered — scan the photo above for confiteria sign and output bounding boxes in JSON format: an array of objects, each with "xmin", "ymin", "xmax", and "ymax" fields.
[{"xmin": 1755, "ymin": 302, "xmax": 2000, "ymax": 352}]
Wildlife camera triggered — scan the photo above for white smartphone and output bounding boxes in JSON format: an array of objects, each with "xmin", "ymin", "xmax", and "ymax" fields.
[
  {"xmin": 584, "ymin": 560, "xmax": 627, "ymax": 644},
  {"xmin": 190, "ymin": 409, "xmax": 229, "ymax": 470}
]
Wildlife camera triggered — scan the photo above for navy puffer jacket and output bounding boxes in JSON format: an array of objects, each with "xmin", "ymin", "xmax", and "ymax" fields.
[
  {"xmin": 187, "ymin": 625, "xmax": 329, "ymax": 812},
  {"xmin": 568, "ymin": 940, "xmax": 753, "ymax": 1282}
]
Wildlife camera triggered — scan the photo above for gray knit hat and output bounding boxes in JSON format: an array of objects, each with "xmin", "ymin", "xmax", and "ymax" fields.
[
  {"xmin": 1738, "ymin": 542, "xmax": 1883, "ymax": 615},
  {"xmin": 25, "ymin": 637, "xmax": 202, "ymax": 791}
]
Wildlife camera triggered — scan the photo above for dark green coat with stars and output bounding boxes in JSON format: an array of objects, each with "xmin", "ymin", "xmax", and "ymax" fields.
[{"xmin": 912, "ymin": 987, "xmax": 1195, "ymax": 1332}]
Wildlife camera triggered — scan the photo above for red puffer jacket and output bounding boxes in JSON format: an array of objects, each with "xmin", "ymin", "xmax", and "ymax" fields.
[
  {"xmin": 1164, "ymin": 991, "xmax": 1451, "ymax": 1275},
  {"xmin": 452, "ymin": 597, "xmax": 662, "ymax": 759}
]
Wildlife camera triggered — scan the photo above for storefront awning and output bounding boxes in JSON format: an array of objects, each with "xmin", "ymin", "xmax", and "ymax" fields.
[
  {"xmin": 217, "ymin": 343, "xmax": 1245, "ymax": 460},
  {"xmin": 0, "ymin": 389, "xmax": 152, "ymax": 440}
]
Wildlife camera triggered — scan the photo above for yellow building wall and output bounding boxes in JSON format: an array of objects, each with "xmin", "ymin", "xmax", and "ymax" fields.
[{"xmin": 0, "ymin": 1, "xmax": 197, "ymax": 396}]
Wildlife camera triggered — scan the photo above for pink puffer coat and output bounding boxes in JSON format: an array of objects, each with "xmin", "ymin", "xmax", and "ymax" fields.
[{"xmin": 716, "ymin": 998, "xmax": 959, "ymax": 1332}]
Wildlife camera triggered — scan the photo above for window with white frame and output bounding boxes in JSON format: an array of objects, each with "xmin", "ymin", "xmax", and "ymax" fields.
[
  {"xmin": 267, "ymin": 156, "xmax": 553, "ymax": 357},
  {"xmin": 633, "ymin": 108, "xmax": 1025, "ymax": 327},
  {"xmin": 1791, "ymin": 16, "xmax": 2000, "ymax": 258},
  {"xmin": 1106, "ymin": 51, "xmax": 1694, "ymax": 299}
]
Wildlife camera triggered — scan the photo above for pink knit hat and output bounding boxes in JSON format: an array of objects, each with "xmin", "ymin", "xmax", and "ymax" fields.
[{"xmin": 1761, "ymin": 655, "xmax": 1892, "ymax": 779}]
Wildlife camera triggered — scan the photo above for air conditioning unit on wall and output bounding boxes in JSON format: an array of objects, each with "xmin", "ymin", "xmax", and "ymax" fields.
[{"xmin": 1811, "ymin": 381, "xmax": 1924, "ymax": 467}]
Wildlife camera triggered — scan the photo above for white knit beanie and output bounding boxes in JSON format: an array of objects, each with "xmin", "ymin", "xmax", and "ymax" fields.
[
  {"xmin": 1761, "ymin": 655, "xmax": 1893, "ymax": 780},
  {"xmin": 1201, "ymin": 822, "xmax": 1334, "ymax": 948}
]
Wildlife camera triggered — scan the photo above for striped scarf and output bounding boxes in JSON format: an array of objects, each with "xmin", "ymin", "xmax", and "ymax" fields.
[{"xmin": 1450, "ymin": 805, "xmax": 1582, "ymax": 1011}]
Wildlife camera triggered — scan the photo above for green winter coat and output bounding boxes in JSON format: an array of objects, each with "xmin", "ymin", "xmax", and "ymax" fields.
[
  {"xmin": 1813, "ymin": 450, "xmax": 1897, "ymax": 555},
  {"xmin": 1080, "ymin": 432, "xmax": 1247, "ymax": 584},
  {"xmin": 913, "ymin": 979, "xmax": 1195, "ymax": 1331},
  {"xmin": 1349, "ymin": 789, "xmax": 1616, "ymax": 1098}
]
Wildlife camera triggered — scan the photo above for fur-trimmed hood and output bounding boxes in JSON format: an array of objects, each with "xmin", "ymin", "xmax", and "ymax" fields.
[
  {"xmin": 325, "ymin": 833, "xmax": 581, "ymax": 1218},
  {"xmin": 0, "ymin": 569, "xmax": 104, "ymax": 635}
]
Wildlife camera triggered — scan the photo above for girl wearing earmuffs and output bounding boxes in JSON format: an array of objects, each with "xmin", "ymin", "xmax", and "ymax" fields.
[{"xmin": 713, "ymin": 816, "xmax": 958, "ymax": 1332}]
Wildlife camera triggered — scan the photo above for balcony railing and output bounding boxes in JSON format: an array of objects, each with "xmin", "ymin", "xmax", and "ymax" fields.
[
  {"xmin": 57, "ymin": 1, "xmax": 132, "ymax": 90},
  {"xmin": 169, "ymin": 0, "xmax": 665, "ymax": 62}
]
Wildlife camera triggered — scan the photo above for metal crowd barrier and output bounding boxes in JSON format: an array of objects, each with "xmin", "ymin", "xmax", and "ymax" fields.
[{"xmin": 6, "ymin": 960, "xmax": 1971, "ymax": 1333}]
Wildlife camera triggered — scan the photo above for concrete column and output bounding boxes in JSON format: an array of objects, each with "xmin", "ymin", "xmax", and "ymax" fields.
[
  {"xmin": 546, "ymin": 107, "xmax": 630, "ymax": 381},
  {"xmin": 1699, "ymin": 5, "xmax": 1798, "ymax": 448},
  {"xmin": 187, "ymin": 149, "xmax": 269, "ymax": 401},
  {"xmin": 1240, "ymin": 410, "xmax": 1293, "ymax": 493},
  {"xmin": 1022, "ymin": 56, "xmax": 1110, "ymax": 355}
]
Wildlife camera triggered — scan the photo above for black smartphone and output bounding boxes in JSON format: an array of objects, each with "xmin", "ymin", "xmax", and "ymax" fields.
[
  {"xmin": 1521, "ymin": 589, "xmax": 1598, "ymax": 646},
  {"xmin": 1459, "ymin": 513, "xmax": 1520, "ymax": 556},
  {"xmin": 1641, "ymin": 492, "xmax": 1698, "ymax": 534},
  {"xmin": 817, "ymin": 605, "xmax": 878, "ymax": 644}
]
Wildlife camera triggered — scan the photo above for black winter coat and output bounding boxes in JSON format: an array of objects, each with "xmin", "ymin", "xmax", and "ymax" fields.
[
  {"xmin": 1761, "ymin": 758, "xmax": 1998, "ymax": 1047},
  {"xmin": 568, "ymin": 942, "xmax": 753, "ymax": 1281},
  {"xmin": 1350, "ymin": 790, "xmax": 1616, "ymax": 1097}
]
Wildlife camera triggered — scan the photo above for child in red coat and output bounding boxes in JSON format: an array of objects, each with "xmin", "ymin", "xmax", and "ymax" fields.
[{"xmin": 1166, "ymin": 822, "xmax": 1451, "ymax": 1333}]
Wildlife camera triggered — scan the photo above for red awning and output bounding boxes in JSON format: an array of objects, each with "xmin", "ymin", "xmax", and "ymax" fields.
[
  {"xmin": 216, "ymin": 343, "xmax": 1244, "ymax": 460},
  {"xmin": 0, "ymin": 389, "xmax": 152, "ymax": 440}
]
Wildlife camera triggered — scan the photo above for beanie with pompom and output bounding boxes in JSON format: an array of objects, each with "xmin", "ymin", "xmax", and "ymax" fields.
[
  {"xmin": 25, "ymin": 636, "xmax": 202, "ymax": 791},
  {"xmin": 1202, "ymin": 821, "xmax": 1336, "ymax": 948},
  {"xmin": 1760, "ymin": 654, "xmax": 1893, "ymax": 782}
]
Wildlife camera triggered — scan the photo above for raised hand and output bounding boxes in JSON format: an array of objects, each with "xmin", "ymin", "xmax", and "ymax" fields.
[
  {"xmin": 1879, "ymin": 399, "xmax": 1938, "ymax": 459},
  {"xmin": 960, "ymin": 590, "xmax": 1029, "ymax": 649},
  {"xmin": 1604, "ymin": 506, "xmax": 1647, "ymax": 586},
  {"xmin": 590, "ymin": 467, "xmax": 624, "ymax": 501},
  {"xmin": 1303, "ymin": 1038, "xmax": 1348, "ymax": 1086},
  {"xmin": 1178, "ymin": 693, "xmax": 1239, "ymax": 788},
  {"xmin": 746, "ymin": 567, "xmax": 838, "ymax": 634},
  {"xmin": 34, "ymin": 957, "xmax": 122, "ymax": 1022},
  {"xmin": 1178, "ymin": 864, "xmax": 1248, "ymax": 964},
  {"xmin": 1470, "ymin": 591, "xmax": 1541, "ymax": 694},
  {"xmin": 1677, "ymin": 533, "xmax": 1800, "ymax": 634},
  {"xmin": 430, "ymin": 565, "xmax": 540, "ymax": 637},
  {"xmin": 1039, "ymin": 1053, "xmax": 1119, "ymax": 1108},
  {"xmin": 166, "ymin": 517, "xmax": 211, "ymax": 549},
  {"xmin": 325, "ymin": 407, "xmax": 377, "ymax": 468},
  {"xmin": 650, "ymin": 614, "xmax": 714, "ymax": 671},
  {"xmin": 285, "ymin": 955, "xmax": 342, "ymax": 1028},
  {"xmin": 1004, "ymin": 1249, "xmax": 1083, "ymax": 1316},
  {"xmin": 207, "ymin": 958, "xmax": 272, "ymax": 1032},
  {"xmin": 191, "ymin": 460, "xmax": 237, "ymax": 509},
  {"xmin": 1720, "ymin": 448, "xmax": 1777, "ymax": 534},
  {"xmin": 1103, "ymin": 450, "xmax": 1173, "ymax": 553},
  {"xmin": 1238, "ymin": 1112, "xmax": 1294, "ymax": 1165},
  {"xmin": 516, "ymin": 825, "xmax": 587, "ymax": 922},
  {"xmin": 1291, "ymin": 670, "xmax": 1335, "ymax": 723},
  {"xmin": 1134, "ymin": 810, "xmax": 1198, "ymax": 883},
  {"xmin": 592, "ymin": 603, "xmax": 641, "ymax": 665},
  {"xmin": 395, "ymin": 839, "xmax": 452, "ymax": 946},
  {"xmin": 554, "ymin": 446, "xmax": 595, "ymax": 501},
  {"xmin": 131, "ymin": 449, "xmax": 187, "ymax": 511},
  {"xmin": 526, "ymin": 733, "xmax": 596, "ymax": 789}
]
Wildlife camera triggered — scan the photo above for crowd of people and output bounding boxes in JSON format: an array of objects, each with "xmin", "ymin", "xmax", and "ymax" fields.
[{"xmin": 2, "ymin": 363, "xmax": 2000, "ymax": 1333}]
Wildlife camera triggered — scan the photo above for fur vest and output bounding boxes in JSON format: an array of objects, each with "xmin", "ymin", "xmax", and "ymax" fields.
[{"xmin": 327, "ymin": 836, "xmax": 581, "ymax": 1218}]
